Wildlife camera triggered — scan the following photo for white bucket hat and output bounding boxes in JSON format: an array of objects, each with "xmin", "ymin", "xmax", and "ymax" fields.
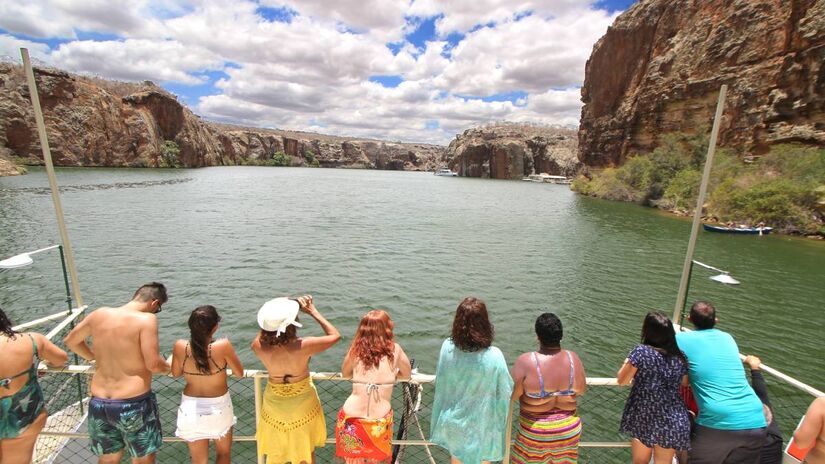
[{"xmin": 257, "ymin": 297, "xmax": 302, "ymax": 335}]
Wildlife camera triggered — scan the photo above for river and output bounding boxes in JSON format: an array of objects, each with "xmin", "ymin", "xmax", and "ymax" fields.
[{"xmin": 1, "ymin": 166, "xmax": 822, "ymax": 386}]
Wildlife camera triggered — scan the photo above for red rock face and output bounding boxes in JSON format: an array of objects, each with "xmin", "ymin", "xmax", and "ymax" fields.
[
  {"xmin": 447, "ymin": 124, "xmax": 579, "ymax": 179},
  {"xmin": 578, "ymin": 0, "xmax": 825, "ymax": 167},
  {"xmin": 0, "ymin": 63, "xmax": 446, "ymax": 172}
]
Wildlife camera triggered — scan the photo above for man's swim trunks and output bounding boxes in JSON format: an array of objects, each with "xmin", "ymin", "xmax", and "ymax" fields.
[{"xmin": 88, "ymin": 391, "xmax": 163, "ymax": 458}]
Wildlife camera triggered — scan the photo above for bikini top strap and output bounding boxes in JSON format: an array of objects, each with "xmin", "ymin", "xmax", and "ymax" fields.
[
  {"xmin": 184, "ymin": 342, "xmax": 191, "ymax": 364},
  {"xmin": 27, "ymin": 333, "xmax": 39, "ymax": 364},
  {"xmin": 565, "ymin": 350, "xmax": 575, "ymax": 391},
  {"xmin": 208, "ymin": 343, "xmax": 227, "ymax": 371},
  {"xmin": 532, "ymin": 352, "xmax": 546, "ymax": 395}
]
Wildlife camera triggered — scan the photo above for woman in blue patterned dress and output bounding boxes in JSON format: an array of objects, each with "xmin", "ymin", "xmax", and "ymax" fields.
[{"xmin": 617, "ymin": 311, "xmax": 690, "ymax": 464}]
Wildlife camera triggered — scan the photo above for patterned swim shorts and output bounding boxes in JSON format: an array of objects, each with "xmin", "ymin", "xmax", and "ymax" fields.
[{"xmin": 88, "ymin": 391, "xmax": 163, "ymax": 458}]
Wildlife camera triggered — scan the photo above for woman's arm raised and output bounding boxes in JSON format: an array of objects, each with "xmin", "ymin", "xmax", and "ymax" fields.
[{"xmin": 297, "ymin": 295, "xmax": 341, "ymax": 355}]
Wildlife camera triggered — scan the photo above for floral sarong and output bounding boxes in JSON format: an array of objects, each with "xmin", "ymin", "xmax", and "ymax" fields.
[{"xmin": 335, "ymin": 408, "xmax": 393, "ymax": 463}]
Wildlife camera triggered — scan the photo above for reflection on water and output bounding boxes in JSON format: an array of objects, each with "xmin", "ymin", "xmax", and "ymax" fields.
[{"xmin": 0, "ymin": 167, "xmax": 823, "ymax": 390}]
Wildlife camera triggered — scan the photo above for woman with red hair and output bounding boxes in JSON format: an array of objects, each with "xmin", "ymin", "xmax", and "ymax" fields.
[{"xmin": 336, "ymin": 310, "xmax": 411, "ymax": 463}]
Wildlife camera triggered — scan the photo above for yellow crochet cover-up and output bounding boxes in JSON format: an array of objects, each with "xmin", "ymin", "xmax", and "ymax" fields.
[{"xmin": 257, "ymin": 377, "xmax": 327, "ymax": 463}]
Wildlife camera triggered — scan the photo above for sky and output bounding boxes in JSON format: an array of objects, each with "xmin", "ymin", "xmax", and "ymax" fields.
[{"xmin": 0, "ymin": 0, "xmax": 637, "ymax": 145}]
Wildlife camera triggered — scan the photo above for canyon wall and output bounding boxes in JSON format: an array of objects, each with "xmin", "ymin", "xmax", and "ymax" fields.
[
  {"xmin": 0, "ymin": 63, "xmax": 445, "ymax": 173},
  {"xmin": 447, "ymin": 123, "xmax": 579, "ymax": 179},
  {"xmin": 578, "ymin": 0, "xmax": 825, "ymax": 167}
]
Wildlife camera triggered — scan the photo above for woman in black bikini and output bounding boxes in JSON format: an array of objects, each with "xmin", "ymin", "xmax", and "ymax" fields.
[
  {"xmin": 171, "ymin": 306, "xmax": 244, "ymax": 464},
  {"xmin": 0, "ymin": 307, "xmax": 68, "ymax": 464}
]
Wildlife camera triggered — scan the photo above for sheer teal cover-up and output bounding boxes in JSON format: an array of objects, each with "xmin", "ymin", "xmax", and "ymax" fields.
[{"xmin": 430, "ymin": 339, "xmax": 514, "ymax": 463}]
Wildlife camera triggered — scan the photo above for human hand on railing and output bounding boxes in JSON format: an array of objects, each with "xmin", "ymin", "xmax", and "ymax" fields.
[{"xmin": 744, "ymin": 355, "xmax": 761, "ymax": 370}]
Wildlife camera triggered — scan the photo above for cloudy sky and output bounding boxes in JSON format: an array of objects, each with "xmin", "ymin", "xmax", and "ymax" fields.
[{"xmin": 0, "ymin": 0, "xmax": 635, "ymax": 144}]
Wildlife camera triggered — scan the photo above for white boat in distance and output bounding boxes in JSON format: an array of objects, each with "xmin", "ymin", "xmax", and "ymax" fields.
[
  {"xmin": 435, "ymin": 168, "xmax": 458, "ymax": 176},
  {"xmin": 522, "ymin": 173, "xmax": 571, "ymax": 184}
]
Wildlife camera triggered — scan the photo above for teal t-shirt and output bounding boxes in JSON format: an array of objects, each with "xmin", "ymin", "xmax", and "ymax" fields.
[{"xmin": 676, "ymin": 329, "xmax": 766, "ymax": 430}]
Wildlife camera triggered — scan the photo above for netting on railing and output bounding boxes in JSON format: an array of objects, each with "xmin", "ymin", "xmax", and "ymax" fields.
[{"xmin": 32, "ymin": 320, "xmax": 819, "ymax": 463}]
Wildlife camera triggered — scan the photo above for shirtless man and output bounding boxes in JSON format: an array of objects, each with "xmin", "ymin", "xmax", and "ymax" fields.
[
  {"xmin": 64, "ymin": 282, "xmax": 171, "ymax": 464},
  {"xmin": 794, "ymin": 397, "xmax": 825, "ymax": 464},
  {"xmin": 511, "ymin": 312, "xmax": 587, "ymax": 464}
]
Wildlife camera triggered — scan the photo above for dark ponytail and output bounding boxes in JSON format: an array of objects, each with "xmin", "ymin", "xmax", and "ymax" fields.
[
  {"xmin": 0, "ymin": 307, "xmax": 18, "ymax": 338},
  {"xmin": 188, "ymin": 306, "xmax": 220, "ymax": 374}
]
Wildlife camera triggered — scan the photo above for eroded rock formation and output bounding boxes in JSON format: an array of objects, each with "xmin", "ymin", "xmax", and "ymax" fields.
[
  {"xmin": 447, "ymin": 123, "xmax": 579, "ymax": 179},
  {"xmin": 579, "ymin": 0, "xmax": 825, "ymax": 167},
  {"xmin": 0, "ymin": 63, "xmax": 445, "ymax": 173}
]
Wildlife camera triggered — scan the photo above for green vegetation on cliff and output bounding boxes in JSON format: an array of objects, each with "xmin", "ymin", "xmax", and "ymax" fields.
[
  {"xmin": 159, "ymin": 141, "xmax": 181, "ymax": 168},
  {"xmin": 573, "ymin": 137, "xmax": 825, "ymax": 235}
]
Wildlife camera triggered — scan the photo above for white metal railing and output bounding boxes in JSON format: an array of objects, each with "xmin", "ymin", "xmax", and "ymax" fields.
[{"xmin": 21, "ymin": 309, "xmax": 825, "ymax": 463}]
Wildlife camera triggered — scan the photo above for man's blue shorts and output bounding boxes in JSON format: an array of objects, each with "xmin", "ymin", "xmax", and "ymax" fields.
[{"xmin": 88, "ymin": 391, "xmax": 162, "ymax": 458}]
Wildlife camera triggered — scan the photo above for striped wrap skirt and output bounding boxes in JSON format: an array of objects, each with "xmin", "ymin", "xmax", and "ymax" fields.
[{"xmin": 511, "ymin": 409, "xmax": 582, "ymax": 464}]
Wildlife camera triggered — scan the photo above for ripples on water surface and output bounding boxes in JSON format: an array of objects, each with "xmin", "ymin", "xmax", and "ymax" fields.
[{"xmin": 1, "ymin": 167, "xmax": 823, "ymax": 388}]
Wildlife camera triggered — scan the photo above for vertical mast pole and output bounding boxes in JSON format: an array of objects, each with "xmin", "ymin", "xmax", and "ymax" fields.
[
  {"xmin": 673, "ymin": 84, "xmax": 727, "ymax": 324},
  {"xmin": 20, "ymin": 48, "xmax": 84, "ymax": 307}
]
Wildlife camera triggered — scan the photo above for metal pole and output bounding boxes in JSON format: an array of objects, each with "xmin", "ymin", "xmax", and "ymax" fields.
[
  {"xmin": 58, "ymin": 245, "xmax": 85, "ymax": 413},
  {"xmin": 254, "ymin": 375, "xmax": 264, "ymax": 464},
  {"xmin": 678, "ymin": 261, "xmax": 694, "ymax": 328},
  {"xmin": 57, "ymin": 245, "xmax": 72, "ymax": 313},
  {"xmin": 673, "ymin": 85, "xmax": 727, "ymax": 322},
  {"xmin": 20, "ymin": 48, "xmax": 84, "ymax": 307}
]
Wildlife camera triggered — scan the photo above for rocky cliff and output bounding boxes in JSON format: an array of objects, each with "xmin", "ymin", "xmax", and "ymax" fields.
[
  {"xmin": 0, "ymin": 63, "xmax": 445, "ymax": 173},
  {"xmin": 578, "ymin": 0, "xmax": 825, "ymax": 167},
  {"xmin": 447, "ymin": 123, "xmax": 579, "ymax": 179}
]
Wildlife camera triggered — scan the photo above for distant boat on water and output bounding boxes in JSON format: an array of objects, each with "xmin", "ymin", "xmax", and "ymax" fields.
[
  {"xmin": 435, "ymin": 168, "xmax": 458, "ymax": 176},
  {"xmin": 703, "ymin": 224, "xmax": 773, "ymax": 235},
  {"xmin": 522, "ymin": 173, "xmax": 571, "ymax": 184}
]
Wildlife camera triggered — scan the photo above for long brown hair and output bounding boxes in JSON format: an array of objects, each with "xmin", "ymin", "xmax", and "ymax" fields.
[
  {"xmin": 188, "ymin": 306, "xmax": 220, "ymax": 374},
  {"xmin": 346, "ymin": 310, "xmax": 395, "ymax": 370},
  {"xmin": 451, "ymin": 297, "xmax": 494, "ymax": 352}
]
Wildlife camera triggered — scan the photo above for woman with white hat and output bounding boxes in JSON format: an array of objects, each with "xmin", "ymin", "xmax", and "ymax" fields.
[{"xmin": 252, "ymin": 295, "xmax": 340, "ymax": 464}]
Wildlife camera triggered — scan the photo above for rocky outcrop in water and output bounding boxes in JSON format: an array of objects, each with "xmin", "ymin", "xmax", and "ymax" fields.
[
  {"xmin": 578, "ymin": 0, "xmax": 825, "ymax": 167},
  {"xmin": 447, "ymin": 123, "xmax": 579, "ymax": 179},
  {"xmin": 0, "ymin": 63, "xmax": 445, "ymax": 173},
  {"xmin": 0, "ymin": 154, "xmax": 23, "ymax": 175}
]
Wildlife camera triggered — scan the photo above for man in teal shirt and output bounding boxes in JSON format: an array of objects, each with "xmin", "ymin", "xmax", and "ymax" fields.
[{"xmin": 676, "ymin": 301, "xmax": 766, "ymax": 463}]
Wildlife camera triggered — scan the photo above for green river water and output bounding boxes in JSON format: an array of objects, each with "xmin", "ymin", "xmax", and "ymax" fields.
[{"xmin": 1, "ymin": 166, "xmax": 822, "ymax": 386}]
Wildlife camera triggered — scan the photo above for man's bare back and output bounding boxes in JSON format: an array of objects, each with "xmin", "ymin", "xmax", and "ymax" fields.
[
  {"xmin": 65, "ymin": 296, "xmax": 169, "ymax": 399},
  {"xmin": 64, "ymin": 283, "xmax": 170, "ymax": 463}
]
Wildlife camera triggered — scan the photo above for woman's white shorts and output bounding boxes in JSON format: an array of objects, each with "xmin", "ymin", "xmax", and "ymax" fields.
[{"xmin": 175, "ymin": 391, "xmax": 237, "ymax": 442}]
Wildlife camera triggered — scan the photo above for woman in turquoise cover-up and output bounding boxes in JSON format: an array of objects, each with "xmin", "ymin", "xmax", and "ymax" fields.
[{"xmin": 430, "ymin": 297, "xmax": 514, "ymax": 464}]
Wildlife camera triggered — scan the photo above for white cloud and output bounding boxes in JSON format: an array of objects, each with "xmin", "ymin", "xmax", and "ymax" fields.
[
  {"xmin": 0, "ymin": 34, "xmax": 51, "ymax": 62},
  {"xmin": 434, "ymin": 11, "xmax": 615, "ymax": 94},
  {"xmin": 262, "ymin": 0, "xmax": 409, "ymax": 42},
  {"xmin": 0, "ymin": 0, "xmax": 162, "ymax": 39},
  {"xmin": 0, "ymin": 0, "xmax": 625, "ymax": 144},
  {"xmin": 408, "ymin": 0, "xmax": 601, "ymax": 36},
  {"xmin": 51, "ymin": 39, "xmax": 224, "ymax": 84}
]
